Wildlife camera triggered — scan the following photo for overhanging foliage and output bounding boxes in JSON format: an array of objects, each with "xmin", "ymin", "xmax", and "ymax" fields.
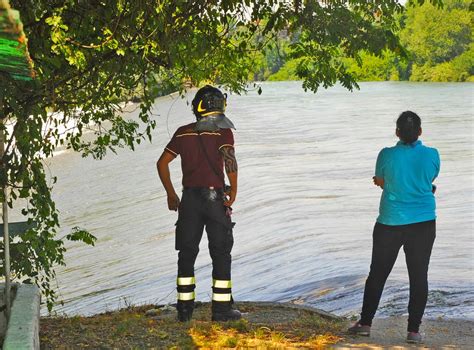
[{"xmin": 0, "ymin": 0, "xmax": 441, "ymax": 311}]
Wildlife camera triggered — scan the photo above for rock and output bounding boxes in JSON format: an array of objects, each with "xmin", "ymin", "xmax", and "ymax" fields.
[
  {"xmin": 145, "ymin": 309, "xmax": 161, "ymax": 317},
  {"xmin": 159, "ymin": 305, "xmax": 175, "ymax": 312}
]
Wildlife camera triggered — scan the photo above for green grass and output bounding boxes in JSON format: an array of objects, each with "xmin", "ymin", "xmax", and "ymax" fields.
[{"xmin": 40, "ymin": 302, "xmax": 346, "ymax": 349}]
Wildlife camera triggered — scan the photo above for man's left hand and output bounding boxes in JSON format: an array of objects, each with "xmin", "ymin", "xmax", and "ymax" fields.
[{"xmin": 224, "ymin": 191, "xmax": 236, "ymax": 207}]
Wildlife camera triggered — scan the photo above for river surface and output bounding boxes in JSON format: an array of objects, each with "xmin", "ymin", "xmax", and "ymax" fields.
[{"xmin": 31, "ymin": 81, "xmax": 473, "ymax": 318}]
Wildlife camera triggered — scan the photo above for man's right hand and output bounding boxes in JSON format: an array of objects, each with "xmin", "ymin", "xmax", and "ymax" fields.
[
  {"xmin": 167, "ymin": 193, "xmax": 180, "ymax": 211},
  {"xmin": 157, "ymin": 151, "xmax": 180, "ymax": 211}
]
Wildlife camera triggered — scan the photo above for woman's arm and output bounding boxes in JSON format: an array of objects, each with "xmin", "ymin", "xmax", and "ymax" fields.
[{"xmin": 374, "ymin": 148, "xmax": 386, "ymax": 189}]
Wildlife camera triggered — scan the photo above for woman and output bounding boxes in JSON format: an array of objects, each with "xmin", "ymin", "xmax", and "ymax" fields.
[{"xmin": 349, "ymin": 111, "xmax": 440, "ymax": 344}]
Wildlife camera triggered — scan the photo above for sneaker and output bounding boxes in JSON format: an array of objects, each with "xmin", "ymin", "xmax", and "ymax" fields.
[
  {"xmin": 348, "ymin": 321, "xmax": 371, "ymax": 336},
  {"xmin": 212, "ymin": 308, "xmax": 242, "ymax": 321},
  {"xmin": 406, "ymin": 332, "xmax": 423, "ymax": 344}
]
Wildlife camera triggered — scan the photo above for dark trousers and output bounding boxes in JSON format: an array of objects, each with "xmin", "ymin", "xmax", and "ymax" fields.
[
  {"xmin": 175, "ymin": 188, "xmax": 234, "ymax": 311},
  {"xmin": 360, "ymin": 220, "xmax": 436, "ymax": 332}
]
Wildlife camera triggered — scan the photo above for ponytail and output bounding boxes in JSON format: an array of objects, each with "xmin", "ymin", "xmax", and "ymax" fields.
[{"xmin": 397, "ymin": 111, "xmax": 421, "ymax": 145}]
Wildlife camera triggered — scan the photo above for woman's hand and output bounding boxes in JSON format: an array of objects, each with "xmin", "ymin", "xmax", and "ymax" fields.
[{"xmin": 373, "ymin": 176, "xmax": 385, "ymax": 189}]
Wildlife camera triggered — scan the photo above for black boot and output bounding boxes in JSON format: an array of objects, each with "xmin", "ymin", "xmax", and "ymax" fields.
[
  {"xmin": 212, "ymin": 308, "xmax": 242, "ymax": 321},
  {"xmin": 177, "ymin": 301, "xmax": 194, "ymax": 322}
]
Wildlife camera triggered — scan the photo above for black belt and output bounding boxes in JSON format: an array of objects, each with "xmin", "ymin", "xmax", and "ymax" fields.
[
  {"xmin": 183, "ymin": 187, "xmax": 224, "ymax": 200},
  {"xmin": 183, "ymin": 186, "xmax": 223, "ymax": 191}
]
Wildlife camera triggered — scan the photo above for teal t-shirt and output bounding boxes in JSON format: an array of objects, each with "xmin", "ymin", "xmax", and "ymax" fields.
[{"xmin": 375, "ymin": 140, "xmax": 440, "ymax": 226}]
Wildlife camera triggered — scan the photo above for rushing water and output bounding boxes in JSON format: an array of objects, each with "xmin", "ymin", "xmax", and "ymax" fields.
[{"xmin": 24, "ymin": 81, "xmax": 473, "ymax": 318}]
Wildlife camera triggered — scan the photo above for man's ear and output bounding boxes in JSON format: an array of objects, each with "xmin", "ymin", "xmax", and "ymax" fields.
[
  {"xmin": 396, "ymin": 128, "xmax": 400, "ymax": 137},
  {"xmin": 419, "ymin": 127, "xmax": 423, "ymax": 136}
]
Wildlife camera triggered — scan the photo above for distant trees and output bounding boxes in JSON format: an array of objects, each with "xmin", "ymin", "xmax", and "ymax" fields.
[
  {"xmin": 401, "ymin": 0, "xmax": 473, "ymax": 81},
  {"xmin": 265, "ymin": 0, "xmax": 473, "ymax": 82},
  {"xmin": 343, "ymin": 51, "xmax": 404, "ymax": 81},
  {"xmin": 401, "ymin": 0, "xmax": 471, "ymax": 65}
]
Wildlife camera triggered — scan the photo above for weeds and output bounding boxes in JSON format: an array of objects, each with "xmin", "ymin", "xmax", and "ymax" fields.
[{"xmin": 41, "ymin": 302, "xmax": 344, "ymax": 349}]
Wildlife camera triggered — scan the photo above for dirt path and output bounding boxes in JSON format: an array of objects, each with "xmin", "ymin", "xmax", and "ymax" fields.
[{"xmin": 334, "ymin": 317, "xmax": 474, "ymax": 349}]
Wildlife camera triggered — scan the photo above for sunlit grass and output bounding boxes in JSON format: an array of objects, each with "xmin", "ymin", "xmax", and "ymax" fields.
[
  {"xmin": 189, "ymin": 318, "xmax": 343, "ymax": 348},
  {"xmin": 41, "ymin": 302, "xmax": 345, "ymax": 349}
]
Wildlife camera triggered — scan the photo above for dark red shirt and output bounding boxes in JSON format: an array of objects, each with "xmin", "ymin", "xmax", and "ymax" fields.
[{"xmin": 165, "ymin": 123, "xmax": 234, "ymax": 188}]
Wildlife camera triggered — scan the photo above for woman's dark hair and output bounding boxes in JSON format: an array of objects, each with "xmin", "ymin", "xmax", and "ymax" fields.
[{"xmin": 396, "ymin": 111, "xmax": 421, "ymax": 144}]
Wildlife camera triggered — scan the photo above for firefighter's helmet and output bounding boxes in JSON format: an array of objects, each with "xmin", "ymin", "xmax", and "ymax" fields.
[{"xmin": 192, "ymin": 85, "xmax": 235, "ymax": 131}]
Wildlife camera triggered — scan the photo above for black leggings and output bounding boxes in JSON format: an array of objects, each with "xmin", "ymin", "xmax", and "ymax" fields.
[{"xmin": 360, "ymin": 220, "xmax": 436, "ymax": 332}]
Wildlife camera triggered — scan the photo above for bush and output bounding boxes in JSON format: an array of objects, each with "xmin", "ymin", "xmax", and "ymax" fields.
[
  {"xmin": 430, "ymin": 62, "xmax": 459, "ymax": 82},
  {"xmin": 344, "ymin": 51, "xmax": 401, "ymax": 81},
  {"xmin": 267, "ymin": 58, "xmax": 301, "ymax": 81},
  {"xmin": 410, "ymin": 44, "xmax": 474, "ymax": 82},
  {"xmin": 450, "ymin": 44, "xmax": 474, "ymax": 81}
]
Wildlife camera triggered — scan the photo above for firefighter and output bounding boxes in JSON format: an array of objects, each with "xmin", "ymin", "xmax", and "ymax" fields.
[{"xmin": 157, "ymin": 85, "xmax": 241, "ymax": 322}]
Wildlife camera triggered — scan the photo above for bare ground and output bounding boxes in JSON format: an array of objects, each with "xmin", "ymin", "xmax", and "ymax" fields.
[{"xmin": 334, "ymin": 316, "xmax": 474, "ymax": 350}]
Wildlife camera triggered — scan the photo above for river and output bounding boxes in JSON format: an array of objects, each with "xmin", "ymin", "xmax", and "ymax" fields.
[{"xmin": 37, "ymin": 81, "xmax": 473, "ymax": 318}]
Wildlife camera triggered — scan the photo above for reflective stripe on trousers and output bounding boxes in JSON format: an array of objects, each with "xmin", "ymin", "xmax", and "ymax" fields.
[
  {"xmin": 177, "ymin": 291, "xmax": 195, "ymax": 301},
  {"xmin": 177, "ymin": 276, "xmax": 196, "ymax": 285},
  {"xmin": 212, "ymin": 292, "xmax": 232, "ymax": 302},
  {"xmin": 212, "ymin": 279, "xmax": 232, "ymax": 303},
  {"xmin": 213, "ymin": 279, "xmax": 232, "ymax": 288},
  {"xmin": 177, "ymin": 275, "xmax": 196, "ymax": 302}
]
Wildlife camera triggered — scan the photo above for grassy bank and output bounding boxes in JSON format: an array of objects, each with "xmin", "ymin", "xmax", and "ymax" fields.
[{"xmin": 40, "ymin": 302, "xmax": 346, "ymax": 349}]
